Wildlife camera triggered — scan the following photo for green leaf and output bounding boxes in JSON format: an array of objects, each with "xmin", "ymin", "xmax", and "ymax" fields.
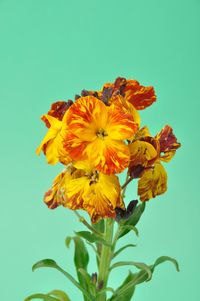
[
  {"xmin": 108, "ymin": 272, "xmax": 136, "ymax": 301},
  {"xmin": 72, "ymin": 236, "xmax": 90, "ymax": 301},
  {"xmin": 113, "ymin": 244, "xmax": 136, "ymax": 259},
  {"xmin": 48, "ymin": 290, "xmax": 71, "ymax": 301},
  {"xmin": 110, "ymin": 261, "xmax": 152, "ymax": 280},
  {"xmin": 75, "ymin": 231, "xmax": 111, "ymax": 246},
  {"xmin": 32, "ymin": 259, "xmax": 94, "ymax": 301},
  {"xmin": 108, "ymin": 255, "xmax": 179, "ymax": 299},
  {"xmin": 118, "ymin": 203, "xmax": 145, "ymax": 239},
  {"xmin": 153, "ymin": 256, "xmax": 180, "ymax": 272},
  {"xmin": 119, "ymin": 225, "xmax": 139, "ymax": 237},
  {"xmin": 24, "ymin": 293, "xmax": 59, "ymax": 301},
  {"xmin": 65, "ymin": 236, "xmax": 72, "ymax": 248},
  {"xmin": 32, "ymin": 259, "xmax": 57, "ymax": 272}
]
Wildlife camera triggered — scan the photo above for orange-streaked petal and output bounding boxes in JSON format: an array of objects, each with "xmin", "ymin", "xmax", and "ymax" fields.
[
  {"xmin": 85, "ymin": 137, "xmax": 130, "ymax": 174},
  {"xmin": 129, "ymin": 140, "xmax": 157, "ymax": 167},
  {"xmin": 134, "ymin": 126, "xmax": 151, "ymax": 140},
  {"xmin": 44, "ymin": 171, "xmax": 66, "ymax": 209},
  {"xmin": 138, "ymin": 163, "xmax": 167, "ymax": 201},
  {"xmin": 66, "ymin": 96, "xmax": 108, "ymax": 139},
  {"xmin": 106, "ymin": 103, "xmax": 137, "ymax": 140},
  {"xmin": 109, "ymin": 95, "xmax": 140, "ymax": 130},
  {"xmin": 124, "ymin": 80, "xmax": 156, "ymax": 110},
  {"xmin": 82, "ymin": 173, "xmax": 123, "ymax": 223}
]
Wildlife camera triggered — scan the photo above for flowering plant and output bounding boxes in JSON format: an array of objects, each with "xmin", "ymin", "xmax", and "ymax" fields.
[{"xmin": 25, "ymin": 77, "xmax": 181, "ymax": 301}]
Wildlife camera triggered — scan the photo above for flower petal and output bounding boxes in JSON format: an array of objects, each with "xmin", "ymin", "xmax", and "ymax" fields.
[
  {"xmin": 138, "ymin": 163, "xmax": 167, "ymax": 201},
  {"xmin": 44, "ymin": 171, "xmax": 66, "ymax": 209},
  {"xmin": 129, "ymin": 140, "xmax": 158, "ymax": 167},
  {"xmin": 124, "ymin": 80, "xmax": 156, "ymax": 110},
  {"xmin": 82, "ymin": 173, "xmax": 123, "ymax": 223},
  {"xmin": 156, "ymin": 125, "xmax": 181, "ymax": 162}
]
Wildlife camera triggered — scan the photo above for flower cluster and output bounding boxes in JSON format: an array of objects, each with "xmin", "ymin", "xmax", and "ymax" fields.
[{"xmin": 37, "ymin": 77, "xmax": 180, "ymax": 222}]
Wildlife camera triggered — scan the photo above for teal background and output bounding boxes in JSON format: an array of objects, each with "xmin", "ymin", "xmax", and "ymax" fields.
[{"xmin": 0, "ymin": 0, "xmax": 199, "ymax": 300}]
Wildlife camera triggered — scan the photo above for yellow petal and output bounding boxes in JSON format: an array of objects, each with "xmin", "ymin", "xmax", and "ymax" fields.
[
  {"xmin": 138, "ymin": 162, "xmax": 167, "ymax": 201},
  {"xmin": 129, "ymin": 140, "xmax": 157, "ymax": 167}
]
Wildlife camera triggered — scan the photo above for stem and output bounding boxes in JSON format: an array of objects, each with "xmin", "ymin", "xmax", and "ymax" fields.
[
  {"xmin": 121, "ymin": 176, "xmax": 134, "ymax": 190},
  {"xmin": 97, "ymin": 218, "xmax": 114, "ymax": 301}
]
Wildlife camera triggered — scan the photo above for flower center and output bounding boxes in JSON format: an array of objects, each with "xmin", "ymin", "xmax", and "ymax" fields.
[
  {"xmin": 96, "ymin": 128, "xmax": 108, "ymax": 139},
  {"xmin": 86, "ymin": 170, "xmax": 99, "ymax": 185}
]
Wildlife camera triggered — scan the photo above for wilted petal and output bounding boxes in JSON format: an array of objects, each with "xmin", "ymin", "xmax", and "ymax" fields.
[{"xmin": 156, "ymin": 125, "xmax": 181, "ymax": 162}]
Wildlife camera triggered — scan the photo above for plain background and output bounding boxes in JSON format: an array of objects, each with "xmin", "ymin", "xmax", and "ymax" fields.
[{"xmin": 0, "ymin": 0, "xmax": 199, "ymax": 300}]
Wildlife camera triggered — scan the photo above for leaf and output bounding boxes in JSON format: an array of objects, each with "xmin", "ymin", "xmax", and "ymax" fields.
[
  {"xmin": 32, "ymin": 259, "xmax": 94, "ymax": 301},
  {"xmin": 108, "ymin": 272, "xmax": 136, "ymax": 301},
  {"xmin": 24, "ymin": 293, "xmax": 59, "ymax": 301},
  {"xmin": 110, "ymin": 261, "xmax": 152, "ymax": 280},
  {"xmin": 118, "ymin": 203, "xmax": 145, "ymax": 239},
  {"xmin": 65, "ymin": 236, "xmax": 72, "ymax": 248},
  {"xmin": 119, "ymin": 225, "xmax": 139, "ymax": 237},
  {"xmin": 75, "ymin": 231, "xmax": 111, "ymax": 246},
  {"xmin": 72, "ymin": 236, "xmax": 90, "ymax": 301},
  {"xmin": 48, "ymin": 290, "xmax": 71, "ymax": 301},
  {"xmin": 108, "ymin": 255, "xmax": 179, "ymax": 299},
  {"xmin": 153, "ymin": 256, "xmax": 180, "ymax": 272},
  {"xmin": 32, "ymin": 259, "xmax": 57, "ymax": 272},
  {"xmin": 113, "ymin": 244, "xmax": 136, "ymax": 259}
]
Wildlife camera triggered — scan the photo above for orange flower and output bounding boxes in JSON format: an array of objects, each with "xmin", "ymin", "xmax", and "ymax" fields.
[
  {"xmin": 64, "ymin": 96, "xmax": 138, "ymax": 174},
  {"xmin": 44, "ymin": 161, "xmax": 124, "ymax": 223}
]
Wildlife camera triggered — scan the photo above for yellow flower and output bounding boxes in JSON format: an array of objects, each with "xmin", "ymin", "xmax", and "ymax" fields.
[
  {"xmin": 44, "ymin": 161, "xmax": 124, "ymax": 223},
  {"xmin": 64, "ymin": 96, "xmax": 138, "ymax": 174},
  {"xmin": 36, "ymin": 102, "xmax": 72, "ymax": 165},
  {"xmin": 135, "ymin": 125, "xmax": 180, "ymax": 201},
  {"xmin": 138, "ymin": 162, "xmax": 167, "ymax": 201}
]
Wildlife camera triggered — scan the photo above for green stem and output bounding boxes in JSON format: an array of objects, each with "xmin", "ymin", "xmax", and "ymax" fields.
[{"xmin": 97, "ymin": 218, "xmax": 114, "ymax": 301}]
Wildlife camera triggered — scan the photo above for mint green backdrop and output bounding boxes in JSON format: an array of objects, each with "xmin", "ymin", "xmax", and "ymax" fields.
[{"xmin": 0, "ymin": 0, "xmax": 199, "ymax": 300}]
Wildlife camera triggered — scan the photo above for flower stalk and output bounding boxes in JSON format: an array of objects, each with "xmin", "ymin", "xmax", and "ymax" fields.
[{"xmin": 97, "ymin": 218, "xmax": 114, "ymax": 301}]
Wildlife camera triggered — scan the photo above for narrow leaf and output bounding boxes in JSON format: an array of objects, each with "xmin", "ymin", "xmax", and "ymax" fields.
[
  {"xmin": 24, "ymin": 293, "xmax": 59, "ymax": 301},
  {"xmin": 48, "ymin": 290, "xmax": 71, "ymax": 301},
  {"xmin": 108, "ymin": 272, "xmax": 136, "ymax": 301},
  {"xmin": 153, "ymin": 256, "xmax": 180, "ymax": 272},
  {"xmin": 113, "ymin": 244, "xmax": 136, "ymax": 259},
  {"xmin": 75, "ymin": 231, "xmax": 110, "ymax": 246},
  {"xmin": 110, "ymin": 261, "xmax": 152, "ymax": 280}
]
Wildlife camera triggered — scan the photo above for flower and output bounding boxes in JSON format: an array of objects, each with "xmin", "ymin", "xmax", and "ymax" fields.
[
  {"xmin": 128, "ymin": 125, "xmax": 180, "ymax": 201},
  {"xmin": 64, "ymin": 96, "xmax": 138, "ymax": 174},
  {"xmin": 36, "ymin": 101, "xmax": 72, "ymax": 165},
  {"xmin": 44, "ymin": 161, "xmax": 124, "ymax": 223}
]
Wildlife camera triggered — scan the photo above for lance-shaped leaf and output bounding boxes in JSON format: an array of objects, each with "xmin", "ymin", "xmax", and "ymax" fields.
[
  {"xmin": 108, "ymin": 255, "xmax": 179, "ymax": 299},
  {"xmin": 108, "ymin": 271, "xmax": 136, "ymax": 301},
  {"xmin": 75, "ymin": 231, "xmax": 111, "ymax": 246},
  {"xmin": 113, "ymin": 244, "xmax": 136, "ymax": 259},
  {"xmin": 73, "ymin": 236, "xmax": 90, "ymax": 301},
  {"xmin": 118, "ymin": 203, "xmax": 145, "ymax": 239},
  {"xmin": 110, "ymin": 261, "xmax": 152, "ymax": 280},
  {"xmin": 24, "ymin": 293, "xmax": 60, "ymax": 301},
  {"xmin": 48, "ymin": 290, "xmax": 71, "ymax": 301},
  {"xmin": 32, "ymin": 259, "xmax": 94, "ymax": 301}
]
